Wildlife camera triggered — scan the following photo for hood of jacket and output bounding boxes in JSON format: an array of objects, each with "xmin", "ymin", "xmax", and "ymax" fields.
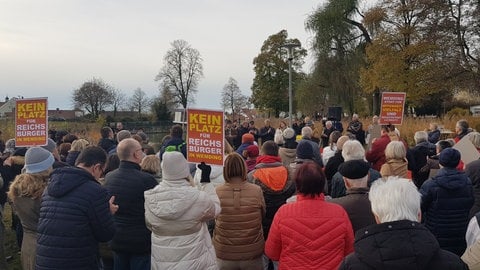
[
  {"xmin": 434, "ymin": 168, "xmax": 470, "ymax": 190},
  {"xmin": 47, "ymin": 166, "xmax": 98, "ymax": 198},
  {"xmin": 279, "ymin": 147, "xmax": 297, "ymax": 159},
  {"xmin": 354, "ymin": 220, "xmax": 440, "ymax": 269},
  {"xmin": 144, "ymin": 181, "xmax": 200, "ymax": 220}
]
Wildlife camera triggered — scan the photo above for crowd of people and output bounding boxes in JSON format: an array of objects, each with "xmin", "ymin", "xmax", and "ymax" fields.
[{"xmin": 0, "ymin": 116, "xmax": 479, "ymax": 269}]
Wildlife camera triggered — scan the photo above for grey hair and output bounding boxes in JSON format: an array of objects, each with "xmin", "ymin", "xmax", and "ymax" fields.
[
  {"xmin": 414, "ymin": 131, "xmax": 428, "ymax": 144},
  {"xmin": 369, "ymin": 177, "xmax": 420, "ymax": 223},
  {"xmin": 385, "ymin": 141, "xmax": 406, "ymax": 160},
  {"xmin": 467, "ymin": 132, "xmax": 480, "ymax": 148},
  {"xmin": 341, "ymin": 140, "xmax": 365, "ymax": 161},
  {"xmin": 301, "ymin": 127, "xmax": 313, "ymax": 139}
]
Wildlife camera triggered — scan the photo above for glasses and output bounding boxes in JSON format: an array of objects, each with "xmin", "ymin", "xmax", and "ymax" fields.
[{"xmin": 96, "ymin": 163, "xmax": 105, "ymax": 175}]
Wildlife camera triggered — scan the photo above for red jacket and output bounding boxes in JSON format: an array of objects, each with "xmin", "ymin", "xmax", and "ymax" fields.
[
  {"xmin": 366, "ymin": 133, "xmax": 391, "ymax": 171},
  {"xmin": 265, "ymin": 194, "xmax": 354, "ymax": 270}
]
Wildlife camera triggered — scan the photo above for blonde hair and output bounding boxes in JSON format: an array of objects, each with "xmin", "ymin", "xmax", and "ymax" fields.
[
  {"xmin": 223, "ymin": 152, "xmax": 247, "ymax": 183},
  {"xmin": 70, "ymin": 139, "xmax": 90, "ymax": 152},
  {"xmin": 385, "ymin": 141, "xmax": 406, "ymax": 160},
  {"xmin": 224, "ymin": 139, "xmax": 234, "ymax": 155},
  {"xmin": 140, "ymin": 155, "xmax": 161, "ymax": 175},
  {"xmin": 8, "ymin": 169, "xmax": 51, "ymax": 200}
]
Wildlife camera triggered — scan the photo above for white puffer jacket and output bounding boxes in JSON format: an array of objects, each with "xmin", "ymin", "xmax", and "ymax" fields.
[{"xmin": 144, "ymin": 180, "xmax": 221, "ymax": 270}]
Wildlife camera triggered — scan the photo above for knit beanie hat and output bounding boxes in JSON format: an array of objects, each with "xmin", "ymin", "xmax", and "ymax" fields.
[
  {"xmin": 24, "ymin": 147, "xmax": 55, "ymax": 173},
  {"xmin": 283, "ymin": 128, "xmax": 295, "ymax": 140},
  {"xmin": 246, "ymin": 145, "xmax": 259, "ymax": 158},
  {"xmin": 4, "ymin": 139, "xmax": 16, "ymax": 154},
  {"xmin": 296, "ymin": 141, "xmax": 314, "ymax": 159},
  {"xmin": 161, "ymin": 151, "xmax": 190, "ymax": 181},
  {"xmin": 242, "ymin": 133, "xmax": 255, "ymax": 144},
  {"xmin": 439, "ymin": 148, "xmax": 461, "ymax": 168},
  {"xmin": 41, "ymin": 138, "xmax": 57, "ymax": 153}
]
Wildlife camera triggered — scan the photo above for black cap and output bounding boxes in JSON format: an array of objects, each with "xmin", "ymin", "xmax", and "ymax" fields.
[{"xmin": 338, "ymin": 160, "xmax": 370, "ymax": 179}]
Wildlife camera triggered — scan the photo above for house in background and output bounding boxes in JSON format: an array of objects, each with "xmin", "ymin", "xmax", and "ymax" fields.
[
  {"xmin": 0, "ymin": 96, "xmax": 18, "ymax": 117},
  {"xmin": 0, "ymin": 96, "xmax": 83, "ymax": 119}
]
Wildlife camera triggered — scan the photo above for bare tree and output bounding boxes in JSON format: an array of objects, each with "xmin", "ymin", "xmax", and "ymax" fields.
[
  {"xmin": 72, "ymin": 78, "xmax": 113, "ymax": 119},
  {"xmin": 110, "ymin": 88, "xmax": 126, "ymax": 118},
  {"xmin": 152, "ymin": 86, "xmax": 177, "ymax": 120},
  {"xmin": 221, "ymin": 77, "xmax": 249, "ymax": 120},
  {"xmin": 130, "ymin": 88, "xmax": 149, "ymax": 118},
  {"xmin": 155, "ymin": 40, "xmax": 203, "ymax": 109}
]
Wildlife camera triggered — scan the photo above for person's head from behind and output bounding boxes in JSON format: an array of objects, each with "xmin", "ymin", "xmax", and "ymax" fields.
[
  {"xmin": 140, "ymin": 155, "xmax": 161, "ymax": 176},
  {"xmin": 414, "ymin": 131, "xmax": 428, "ymax": 144},
  {"xmin": 336, "ymin": 135, "xmax": 350, "ymax": 151},
  {"xmin": 439, "ymin": 148, "xmax": 461, "ymax": 168},
  {"xmin": 261, "ymin": 140, "xmax": 279, "ymax": 157},
  {"xmin": 170, "ymin": 124, "xmax": 183, "ymax": 138},
  {"xmin": 117, "ymin": 138, "xmax": 144, "ymax": 164},
  {"xmin": 381, "ymin": 123, "xmax": 395, "ymax": 134},
  {"xmin": 338, "ymin": 159, "xmax": 370, "ymax": 189},
  {"xmin": 243, "ymin": 145, "xmax": 259, "ymax": 160},
  {"xmin": 341, "ymin": 140, "xmax": 365, "ymax": 161},
  {"xmin": 101, "ymin": 126, "xmax": 113, "ymax": 139},
  {"xmin": 75, "ymin": 146, "xmax": 107, "ymax": 180},
  {"xmin": 467, "ymin": 132, "xmax": 480, "ymax": 148},
  {"xmin": 294, "ymin": 162, "xmax": 325, "ymax": 198},
  {"xmin": 161, "ymin": 151, "xmax": 190, "ymax": 182},
  {"xmin": 352, "ymin": 114, "xmax": 359, "ymax": 121},
  {"xmin": 70, "ymin": 139, "xmax": 90, "ymax": 152},
  {"xmin": 116, "ymin": 130, "xmax": 131, "ymax": 143},
  {"xmin": 223, "ymin": 152, "xmax": 248, "ymax": 183},
  {"xmin": 104, "ymin": 154, "xmax": 120, "ymax": 175},
  {"xmin": 436, "ymin": 140, "xmax": 452, "ymax": 154},
  {"xmin": 369, "ymin": 177, "xmax": 421, "ymax": 223},
  {"xmin": 329, "ymin": 131, "xmax": 341, "ymax": 146},
  {"xmin": 301, "ymin": 126, "xmax": 313, "ymax": 139},
  {"xmin": 385, "ymin": 141, "xmax": 406, "ymax": 160}
]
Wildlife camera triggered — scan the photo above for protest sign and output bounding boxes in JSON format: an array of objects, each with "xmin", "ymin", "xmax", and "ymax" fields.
[
  {"xmin": 379, "ymin": 92, "xmax": 406, "ymax": 125},
  {"xmin": 15, "ymin": 98, "xmax": 48, "ymax": 147},
  {"xmin": 187, "ymin": 109, "xmax": 224, "ymax": 165}
]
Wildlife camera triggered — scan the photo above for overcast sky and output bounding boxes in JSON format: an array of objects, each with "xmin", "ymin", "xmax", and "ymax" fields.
[{"xmin": 0, "ymin": 0, "xmax": 374, "ymax": 110}]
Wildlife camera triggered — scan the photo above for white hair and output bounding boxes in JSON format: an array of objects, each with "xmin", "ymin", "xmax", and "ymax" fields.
[
  {"xmin": 301, "ymin": 127, "xmax": 313, "ymax": 139},
  {"xmin": 341, "ymin": 140, "xmax": 365, "ymax": 161},
  {"xmin": 369, "ymin": 177, "xmax": 420, "ymax": 223},
  {"xmin": 414, "ymin": 131, "xmax": 428, "ymax": 144}
]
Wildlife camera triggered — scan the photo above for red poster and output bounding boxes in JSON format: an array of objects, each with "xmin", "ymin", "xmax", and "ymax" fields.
[
  {"xmin": 15, "ymin": 98, "xmax": 48, "ymax": 147},
  {"xmin": 187, "ymin": 109, "xmax": 224, "ymax": 165},
  {"xmin": 379, "ymin": 92, "xmax": 406, "ymax": 125}
]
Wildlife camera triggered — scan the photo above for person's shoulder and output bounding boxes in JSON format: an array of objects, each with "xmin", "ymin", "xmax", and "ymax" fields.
[{"xmin": 430, "ymin": 249, "xmax": 468, "ymax": 269}]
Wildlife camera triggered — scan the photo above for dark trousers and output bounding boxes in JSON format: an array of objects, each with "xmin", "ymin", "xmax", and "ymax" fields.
[{"xmin": 113, "ymin": 252, "xmax": 150, "ymax": 270}]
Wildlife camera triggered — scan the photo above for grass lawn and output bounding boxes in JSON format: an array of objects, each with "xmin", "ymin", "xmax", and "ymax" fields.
[{"xmin": 3, "ymin": 204, "xmax": 22, "ymax": 270}]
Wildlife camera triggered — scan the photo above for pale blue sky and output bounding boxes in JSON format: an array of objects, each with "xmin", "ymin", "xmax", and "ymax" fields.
[{"xmin": 0, "ymin": 0, "xmax": 375, "ymax": 110}]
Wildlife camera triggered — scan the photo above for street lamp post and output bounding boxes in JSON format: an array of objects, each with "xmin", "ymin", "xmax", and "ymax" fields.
[{"xmin": 282, "ymin": 42, "xmax": 300, "ymax": 128}]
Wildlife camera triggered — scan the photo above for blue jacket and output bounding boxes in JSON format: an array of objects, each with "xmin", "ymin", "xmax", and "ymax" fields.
[
  {"xmin": 104, "ymin": 161, "xmax": 158, "ymax": 254},
  {"xmin": 420, "ymin": 168, "xmax": 474, "ymax": 256},
  {"xmin": 36, "ymin": 167, "xmax": 115, "ymax": 270}
]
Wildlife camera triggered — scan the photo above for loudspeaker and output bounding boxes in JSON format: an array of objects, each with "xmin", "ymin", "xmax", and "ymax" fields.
[{"xmin": 328, "ymin": 106, "xmax": 342, "ymax": 121}]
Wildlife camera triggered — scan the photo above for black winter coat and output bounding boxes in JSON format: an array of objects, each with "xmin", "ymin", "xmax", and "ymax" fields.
[
  {"xmin": 36, "ymin": 167, "xmax": 115, "ymax": 270},
  {"xmin": 420, "ymin": 168, "xmax": 474, "ymax": 255},
  {"xmin": 339, "ymin": 220, "xmax": 468, "ymax": 270},
  {"xmin": 466, "ymin": 159, "xmax": 480, "ymax": 218},
  {"xmin": 104, "ymin": 161, "xmax": 158, "ymax": 255},
  {"xmin": 407, "ymin": 141, "xmax": 436, "ymax": 188}
]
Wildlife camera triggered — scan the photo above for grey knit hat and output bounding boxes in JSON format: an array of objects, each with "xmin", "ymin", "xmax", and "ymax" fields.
[
  {"xmin": 24, "ymin": 147, "xmax": 55, "ymax": 173},
  {"xmin": 41, "ymin": 138, "xmax": 57, "ymax": 153},
  {"xmin": 4, "ymin": 139, "xmax": 16, "ymax": 154}
]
